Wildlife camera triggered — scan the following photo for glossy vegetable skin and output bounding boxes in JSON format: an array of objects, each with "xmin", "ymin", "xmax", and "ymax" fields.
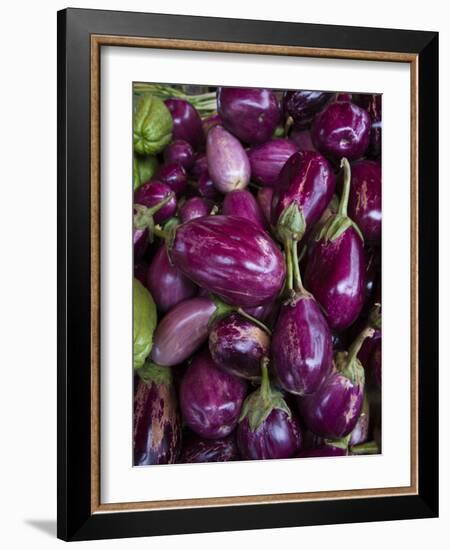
[
  {"xmin": 248, "ymin": 138, "xmax": 298, "ymax": 187},
  {"xmin": 283, "ymin": 90, "xmax": 331, "ymax": 128},
  {"xmin": 179, "ymin": 433, "xmax": 239, "ymax": 463},
  {"xmin": 222, "ymin": 189, "xmax": 267, "ymax": 230},
  {"xmin": 134, "ymin": 181, "xmax": 177, "ymax": 225},
  {"xmin": 163, "ymin": 139, "xmax": 194, "ymax": 170},
  {"xmin": 179, "ymin": 197, "xmax": 211, "ymax": 223},
  {"xmin": 165, "ymin": 98, "xmax": 204, "ymax": 150}
]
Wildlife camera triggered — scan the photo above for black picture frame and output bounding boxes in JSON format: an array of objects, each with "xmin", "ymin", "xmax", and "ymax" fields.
[{"xmin": 57, "ymin": 7, "xmax": 438, "ymax": 541}]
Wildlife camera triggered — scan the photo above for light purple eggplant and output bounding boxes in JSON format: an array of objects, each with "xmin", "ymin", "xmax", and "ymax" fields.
[
  {"xmin": 237, "ymin": 361, "xmax": 302, "ymax": 460},
  {"xmin": 247, "ymin": 138, "xmax": 298, "ymax": 187},
  {"xmin": 151, "ymin": 297, "xmax": 216, "ymax": 366},
  {"xmin": 217, "ymin": 87, "xmax": 281, "ymax": 144},
  {"xmin": 180, "ymin": 350, "xmax": 247, "ymax": 439},
  {"xmin": 206, "ymin": 125, "xmax": 250, "ymax": 193},
  {"xmin": 147, "ymin": 245, "xmax": 197, "ymax": 313},
  {"xmin": 134, "ymin": 180, "xmax": 177, "ymax": 225},
  {"xmin": 155, "ymin": 163, "xmax": 188, "ymax": 196},
  {"xmin": 163, "ymin": 139, "xmax": 194, "ymax": 170},
  {"xmin": 297, "ymin": 327, "xmax": 372, "ymax": 438},
  {"xmin": 209, "ymin": 312, "xmax": 270, "ymax": 381},
  {"xmin": 133, "ymin": 363, "xmax": 181, "ymax": 465},
  {"xmin": 198, "ymin": 172, "xmax": 221, "ymax": 200},
  {"xmin": 311, "ymin": 100, "xmax": 371, "ymax": 161},
  {"xmin": 348, "ymin": 160, "xmax": 382, "ymax": 245},
  {"xmin": 179, "ymin": 433, "xmax": 239, "ymax": 463},
  {"xmin": 169, "ymin": 215, "xmax": 286, "ymax": 307},
  {"xmin": 304, "ymin": 159, "xmax": 366, "ymax": 330},
  {"xmin": 271, "ymin": 150, "xmax": 336, "ymax": 242},
  {"xmin": 179, "ymin": 197, "xmax": 211, "ymax": 223},
  {"xmin": 283, "ymin": 90, "xmax": 332, "ymax": 129},
  {"xmin": 222, "ymin": 189, "xmax": 267, "ymax": 230},
  {"xmin": 165, "ymin": 98, "xmax": 204, "ymax": 150}
]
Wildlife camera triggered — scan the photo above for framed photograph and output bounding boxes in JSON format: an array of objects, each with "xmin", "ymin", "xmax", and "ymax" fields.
[{"xmin": 57, "ymin": 8, "xmax": 438, "ymax": 541}]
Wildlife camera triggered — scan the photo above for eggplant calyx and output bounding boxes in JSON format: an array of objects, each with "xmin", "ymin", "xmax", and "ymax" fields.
[
  {"xmin": 239, "ymin": 359, "xmax": 291, "ymax": 432},
  {"xmin": 349, "ymin": 440, "xmax": 380, "ymax": 455},
  {"xmin": 336, "ymin": 326, "xmax": 374, "ymax": 384},
  {"xmin": 276, "ymin": 202, "xmax": 306, "ymax": 245},
  {"xmin": 136, "ymin": 360, "xmax": 173, "ymax": 386},
  {"xmin": 324, "ymin": 434, "xmax": 351, "ymax": 451}
]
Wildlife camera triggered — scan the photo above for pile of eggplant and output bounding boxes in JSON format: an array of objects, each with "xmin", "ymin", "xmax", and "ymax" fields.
[{"xmin": 132, "ymin": 84, "xmax": 382, "ymax": 465}]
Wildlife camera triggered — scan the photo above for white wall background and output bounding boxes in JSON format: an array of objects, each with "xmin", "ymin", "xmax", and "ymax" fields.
[{"xmin": 0, "ymin": 1, "xmax": 446, "ymax": 548}]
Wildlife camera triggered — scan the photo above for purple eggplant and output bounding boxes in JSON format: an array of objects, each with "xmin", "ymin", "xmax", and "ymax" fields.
[
  {"xmin": 180, "ymin": 350, "xmax": 247, "ymax": 439},
  {"xmin": 297, "ymin": 327, "xmax": 372, "ymax": 438},
  {"xmin": 304, "ymin": 159, "xmax": 366, "ymax": 330},
  {"xmin": 311, "ymin": 100, "xmax": 371, "ymax": 161},
  {"xmin": 155, "ymin": 163, "xmax": 188, "ymax": 196},
  {"xmin": 283, "ymin": 90, "xmax": 331, "ymax": 129},
  {"xmin": 354, "ymin": 94, "xmax": 382, "ymax": 158},
  {"xmin": 217, "ymin": 87, "xmax": 281, "ymax": 145},
  {"xmin": 209, "ymin": 312, "xmax": 270, "ymax": 381},
  {"xmin": 237, "ymin": 361, "xmax": 302, "ymax": 460},
  {"xmin": 147, "ymin": 245, "xmax": 197, "ymax": 313},
  {"xmin": 151, "ymin": 297, "xmax": 216, "ymax": 366},
  {"xmin": 163, "ymin": 139, "xmax": 194, "ymax": 170},
  {"xmin": 349, "ymin": 393, "xmax": 370, "ymax": 446},
  {"xmin": 191, "ymin": 153, "xmax": 208, "ymax": 179},
  {"xmin": 257, "ymin": 187, "xmax": 274, "ymax": 225},
  {"xmin": 296, "ymin": 446, "xmax": 347, "ymax": 458},
  {"xmin": 206, "ymin": 125, "xmax": 250, "ymax": 193},
  {"xmin": 348, "ymin": 160, "xmax": 382, "ymax": 245},
  {"xmin": 289, "ymin": 128, "xmax": 317, "ymax": 151},
  {"xmin": 198, "ymin": 172, "xmax": 221, "ymax": 200},
  {"xmin": 271, "ymin": 151, "xmax": 336, "ymax": 242},
  {"xmin": 134, "ymin": 181, "xmax": 177, "ymax": 225},
  {"xmin": 222, "ymin": 189, "xmax": 267, "ymax": 230},
  {"xmin": 133, "ymin": 363, "xmax": 181, "ymax": 465},
  {"xmin": 165, "ymin": 98, "xmax": 204, "ymax": 150},
  {"xmin": 248, "ymin": 138, "xmax": 298, "ymax": 187},
  {"xmin": 169, "ymin": 215, "xmax": 286, "ymax": 307},
  {"xmin": 179, "ymin": 433, "xmax": 239, "ymax": 463},
  {"xmin": 179, "ymin": 197, "xmax": 211, "ymax": 223}
]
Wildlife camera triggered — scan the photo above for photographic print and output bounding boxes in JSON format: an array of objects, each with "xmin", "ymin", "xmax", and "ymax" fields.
[{"xmin": 132, "ymin": 83, "xmax": 382, "ymax": 466}]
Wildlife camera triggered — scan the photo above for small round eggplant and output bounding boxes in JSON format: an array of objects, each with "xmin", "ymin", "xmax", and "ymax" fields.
[
  {"xmin": 217, "ymin": 87, "xmax": 281, "ymax": 145},
  {"xmin": 155, "ymin": 163, "xmax": 188, "ymax": 196},
  {"xmin": 247, "ymin": 138, "xmax": 298, "ymax": 187},
  {"xmin": 134, "ymin": 181, "xmax": 177, "ymax": 225},
  {"xmin": 206, "ymin": 125, "xmax": 250, "ymax": 193},
  {"xmin": 147, "ymin": 245, "xmax": 197, "ymax": 313},
  {"xmin": 348, "ymin": 160, "xmax": 381, "ymax": 245},
  {"xmin": 283, "ymin": 90, "xmax": 331, "ymax": 129},
  {"xmin": 304, "ymin": 159, "xmax": 366, "ymax": 330},
  {"xmin": 164, "ymin": 98, "xmax": 204, "ymax": 150},
  {"xmin": 311, "ymin": 100, "xmax": 371, "ymax": 160},
  {"xmin": 222, "ymin": 189, "xmax": 267, "ymax": 230},
  {"xmin": 237, "ymin": 361, "xmax": 302, "ymax": 460},
  {"xmin": 163, "ymin": 139, "xmax": 194, "ymax": 170},
  {"xmin": 179, "ymin": 433, "xmax": 239, "ymax": 463},
  {"xmin": 133, "ymin": 362, "xmax": 181, "ymax": 465},
  {"xmin": 198, "ymin": 172, "xmax": 221, "ymax": 200},
  {"xmin": 169, "ymin": 215, "xmax": 286, "ymax": 307},
  {"xmin": 297, "ymin": 327, "xmax": 372, "ymax": 439},
  {"xmin": 151, "ymin": 297, "xmax": 216, "ymax": 366},
  {"xmin": 209, "ymin": 312, "xmax": 270, "ymax": 381},
  {"xmin": 179, "ymin": 197, "xmax": 211, "ymax": 223},
  {"xmin": 180, "ymin": 350, "xmax": 247, "ymax": 439},
  {"xmin": 257, "ymin": 187, "xmax": 274, "ymax": 225}
]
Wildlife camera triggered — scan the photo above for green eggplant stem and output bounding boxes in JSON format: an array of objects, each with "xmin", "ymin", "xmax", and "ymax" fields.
[
  {"xmin": 350, "ymin": 440, "xmax": 380, "ymax": 455},
  {"xmin": 236, "ymin": 308, "xmax": 272, "ymax": 336},
  {"xmin": 259, "ymin": 358, "xmax": 271, "ymax": 403},
  {"xmin": 210, "ymin": 295, "xmax": 271, "ymax": 335},
  {"xmin": 284, "ymin": 239, "xmax": 294, "ymax": 292},
  {"xmin": 347, "ymin": 326, "xmax": 375, "ymax": 365},
  {"xmin": 291, "ymin": 240, "xmax": 308, "ymax": 296},
  {"xmin": 338, "ymin": 158, "xmax": 351, "ymax": 217}
]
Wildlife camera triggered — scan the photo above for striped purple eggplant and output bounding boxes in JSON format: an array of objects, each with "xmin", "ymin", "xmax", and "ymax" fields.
[
  {"xmin": 179, "ymin": 433, "xmax": 239, "ymax": 463},
  {"xmin": 180, "ymin": 350, "xmax": 247, "ymax": 439},
  {"xmin": 133, "ymin": 363, "xmax": 181, "ymax": 465},
  {"xmin": 248, "ymin": 138, "xmax": 298, "ymax": 187},
  {"xmin": 304, "ymin": 159, "xmax": 366, "ymax": 330},
  {"xmin": 222, "ymin": 189, "xmax": 267, "ymax": 230},
  {"xmin": 169, "ymin": 215, "xmax": 286, "ymax": 307}
]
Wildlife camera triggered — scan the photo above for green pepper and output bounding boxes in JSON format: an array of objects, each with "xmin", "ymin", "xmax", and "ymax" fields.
[
  {"xmin": 133, "ymin": 154, "xmax": 159, "ymax": 190},
  {"xmin": 133, "ymin": 94, "xmax": 173, "ymax": 155},
  {"xmin": 133, "ymin": 278, "xmax": 157, "ymax": 370}
]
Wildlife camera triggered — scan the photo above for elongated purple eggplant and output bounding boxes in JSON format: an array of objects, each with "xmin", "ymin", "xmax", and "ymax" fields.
[
  {"xmin": 222, "ymin": 189, "xmax": 267, "ymax": 230},
  {"xmin": 257, "ymin": 187, "xmax": 274, "ymax": 225},
  {"xmin": 297, "ymin": 327, "xmax": 372, "ymax": 438},
  {"xmin": 271, "ymin": 151, "xmax": 336, "ymax": 242},
  {"xmin": 349, "ymin": 392, "xmax": 370, "ymax": 446},
  {"xmin": 169, "ymin": 215, "xmax": 286, "ymax": 307},
  {"xmin": 133, "ymin": 362, "xmax": 181, "ymax": 465},
  {"xmin": 348, "ymin": 160, "xmax": 382, "ymax": 245},
  {"xmin": 304, "ymin": 159, "xmax": 366, "ymax": 330},
  {"xmin": 311, "ymin": 100, "xmax": 371, "ymax": 160},
  {"xmin": 155, "ymin": 163, "xmax": 188, "ymax": 196},
  {"xmin": 179, "ymin": 197, "xmax": 211, "ymax": 223},
  {"xmin": 237, "ymin": 361, "xmax": 302, "ymax": 460},
  {"xmin": 180, "ymin": 350, "xmax": 247, "ymax": 439},
  {"xmin": 209, "ymin": 312, "xmax": 270, "ymax": 381},
  {"xmin": 165, "ymin": 98, "xmax": 204, "ymax": 150},
  {"xmin": 151, "ymin": 297, "xmax": 216, "ymax": 366},
  {"xmin": 179, "ymin": 433, "xmax": 239, "ymax": 463},
  {"xmin": 353, "ymin": 94, "xmax": 382, "ymax": 158},
  {"xmin": 147, "ymin": 245, "xmax": 197, "ymax": 313},
  {"xmin": 283, "ymin": 90, "xmax": 331, "ymax": 129},
  {"xmin": 134, "ymin": 181, "xmax": 177, "ymax": 224},
  {"xmin": 163, "ymin": 139, "xmax": 194, "ymax": 170},
  {"xmin": 248, "ymin": 138, "xmax": 298, "ymax": 187},
  {"xmin": 217, "ymin": 87, "xmax": 281, "ymax": 145},
  {"xmin": 206, "ymin": 125, "xmax": 250, "ymax": 193}
]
